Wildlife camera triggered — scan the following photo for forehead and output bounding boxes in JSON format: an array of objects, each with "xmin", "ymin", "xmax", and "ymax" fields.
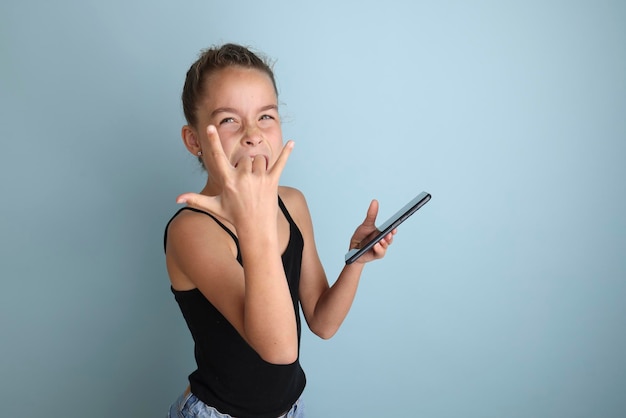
[{"xmin": 202, "ymin": 66, "xmax": 277, "ymax": 105}]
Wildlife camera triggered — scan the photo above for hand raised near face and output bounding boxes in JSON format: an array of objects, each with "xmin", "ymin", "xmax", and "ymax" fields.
[{"xmin": 176, "ymin": 125, "xmax": 294, "ymax": 226}]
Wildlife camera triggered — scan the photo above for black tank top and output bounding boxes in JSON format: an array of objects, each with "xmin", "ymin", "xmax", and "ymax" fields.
[{"xmin": 164, "ymin": 197, "xmax": 306, "ymax": 418}]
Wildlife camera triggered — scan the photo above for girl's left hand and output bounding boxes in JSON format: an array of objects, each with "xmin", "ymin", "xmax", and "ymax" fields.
[{"xmin": 348, "ymin": 199, "xmax": 396, "ymax": 264}]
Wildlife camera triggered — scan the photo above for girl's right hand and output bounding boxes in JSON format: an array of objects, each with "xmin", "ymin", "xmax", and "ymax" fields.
[{"xmin": 175, "ymin": 125, "xmax": 294, "ymax": 226}]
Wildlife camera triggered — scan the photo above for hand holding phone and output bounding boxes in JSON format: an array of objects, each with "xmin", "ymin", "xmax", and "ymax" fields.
[{"xmin": 344, "ymin": 191, "xmax": 431, "ymax": 264}]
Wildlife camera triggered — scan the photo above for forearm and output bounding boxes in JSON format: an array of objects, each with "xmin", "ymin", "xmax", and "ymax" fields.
[
  {"xmin": 238, "ymin": 221, "xmax": 298, "ymax": 364},
  {"xmin": 309, "ymin": 262, "xmax": 365, "ymax": 339}
]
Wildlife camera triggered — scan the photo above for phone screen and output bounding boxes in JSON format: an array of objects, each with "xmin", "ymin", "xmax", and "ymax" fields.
[{"xmin": 344, "ymin": 191, "xmax": 431, "ymax": 264}]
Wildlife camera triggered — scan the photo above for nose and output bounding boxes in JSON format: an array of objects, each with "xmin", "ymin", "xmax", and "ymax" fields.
[{"xmin": 242, "ymin": 126, "xmax": 263, "ymax": 146}]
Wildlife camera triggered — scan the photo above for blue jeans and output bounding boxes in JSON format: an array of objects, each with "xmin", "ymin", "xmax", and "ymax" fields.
[{"xmin": 168, "ymin": 390, "xmax": 305, "ymax": 418}]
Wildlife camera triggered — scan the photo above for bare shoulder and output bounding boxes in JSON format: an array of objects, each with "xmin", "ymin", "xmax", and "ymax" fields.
[
  {"xmin": 167, "ymin": 208, "xmax": 232, "ymax": 247},
  {"xmin": 279, "ymin": 186, "xmax": 310, "ymax": 221},
  {"xmin": 279, "ymin": 185, "xmax": 318, "ymax": 242},
  {"xmin": 165, "ymin": 208, "xmax": 239, "ymax": 290},
  {"xmin": 278, "ymin": 185, "xmax": 305, "ymax": 201}
]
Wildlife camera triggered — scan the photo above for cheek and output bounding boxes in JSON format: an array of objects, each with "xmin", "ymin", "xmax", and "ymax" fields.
[
  {"xmin": 266, "ymin": 124, "xmax": 283, "ymax": 143},
  {"xmin": 205, "ymin": 131, "xmax": 236, "ymax": 159},
  {"xmin": 219, "ymin": 123, "xmax": 240, "ymax": 135}
]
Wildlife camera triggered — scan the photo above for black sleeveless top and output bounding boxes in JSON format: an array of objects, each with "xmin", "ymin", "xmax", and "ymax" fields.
[{"xmin": 164, "ymin": 198, "xmax": 306, "ymax": 418}]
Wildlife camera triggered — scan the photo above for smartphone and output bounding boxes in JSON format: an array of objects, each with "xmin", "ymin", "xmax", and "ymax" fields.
[{"xmin": 344, "ymin": 191, "xmax": 431, "ymax": 264}]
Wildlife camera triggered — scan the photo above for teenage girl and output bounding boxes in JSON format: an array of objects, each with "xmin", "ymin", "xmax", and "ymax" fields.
[{"xmin": 165, "ymin": 43, "xmax": 395, "ymax": 418}]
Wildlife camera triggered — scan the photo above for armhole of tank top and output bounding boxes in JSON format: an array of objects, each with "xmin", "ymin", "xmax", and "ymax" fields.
[{"xmin": 164, "ymin": 207, "xmax": 242, "ymax": 263}]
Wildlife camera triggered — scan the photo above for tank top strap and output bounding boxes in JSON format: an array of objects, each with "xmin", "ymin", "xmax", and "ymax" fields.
[
  {"xmin": 164, "ymin": 206, "xmax": 242, "ymax": 264},
  {"xmin": 278, "ymin": 196, "xmax": 296, "ymax": 228},
  {"xmin": 165, "ymin": 198, "xmax": 294, "ymax": 261}
]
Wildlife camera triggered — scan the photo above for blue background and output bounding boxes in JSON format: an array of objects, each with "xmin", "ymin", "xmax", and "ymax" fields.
[{"xmin": 1, "ymin": 1, "xmax": 625, "ymax": 417}]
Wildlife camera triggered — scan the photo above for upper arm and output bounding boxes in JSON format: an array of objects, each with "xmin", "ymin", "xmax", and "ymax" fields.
[
  {"xmin": 279, "ymin": 187, "xmax": 329, "ymax": 328},
  {"xmin": 165, "ymin": 211, "xmax": 248, "ymax": 338}
]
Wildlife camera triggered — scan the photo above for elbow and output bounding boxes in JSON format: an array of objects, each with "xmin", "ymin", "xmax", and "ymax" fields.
[
  {"xmin": 258, "ymin": 345, "xmax": 299, "ymax": 365},
  {"xmin": 251, "ymin": 333, "xmax": 299, "ymax": 364},
  {"xmin": 245, "ymin": 322, "xmax": 299, "ymax": 364},
  {"xmin": 315, "ymin": 330, "xmax": 337, "ymax": 340},
  {"xmin": 311, "ymin": 324, "xmax": 339, "ymax": 340}
]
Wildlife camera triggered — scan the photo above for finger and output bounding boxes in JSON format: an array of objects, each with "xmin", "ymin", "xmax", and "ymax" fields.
[
  {"xmin": 233, "ymin": 153, "xmax": 253, "ymax": 170},
  {"xmin": 362, "ymin": 199, "xmax": 379, "ymax": 227},
  {"xmin": 268, "ymin": 140, "xmax": 294, "ymax": 177},
  {"xmin": 370, "ymin": 233, "xmax": 393, "ymax": 255},
  {"xmin": 204, "ymin": 125, "xmax": 232, "ymax": 178},
  {"xmin": 251, "ymin": 154, "xmax": 268, "ymax": 172},
  {"xmin": 371, "ymin": 241, "xmax": 387, "ymax": 258},
  {"xmin": 233, "ymin": 153, "xmax": 266, "ymax": 172},
  {"xmin": 384, "ymin": 234, "xmax": 393, "ymax": 248}
]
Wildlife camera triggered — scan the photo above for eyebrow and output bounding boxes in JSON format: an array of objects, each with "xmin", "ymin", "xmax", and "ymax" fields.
[{"xmin": 210, "ymin": 104, "xmax": 278, "ymax": 118}]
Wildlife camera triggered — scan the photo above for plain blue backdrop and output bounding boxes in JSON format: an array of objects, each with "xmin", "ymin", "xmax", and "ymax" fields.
[{"xmin": 1, "ymin": 1, "xmax": 625, "ymax": 417}]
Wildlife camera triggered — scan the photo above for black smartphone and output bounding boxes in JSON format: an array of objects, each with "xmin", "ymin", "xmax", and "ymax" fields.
[{"xmin": 344, "ymin": 191, "xmax": 431, "ymax": 264}]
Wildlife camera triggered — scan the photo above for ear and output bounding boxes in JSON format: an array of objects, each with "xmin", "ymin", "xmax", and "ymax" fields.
[{"xmin": 181, "ymin": 125, "xmax": 201, "ymax": 155}]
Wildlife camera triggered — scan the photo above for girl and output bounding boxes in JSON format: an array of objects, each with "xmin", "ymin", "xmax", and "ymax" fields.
[{"xmin": 165, "ymin": 43, "xmax": 395, "ymax": 418}]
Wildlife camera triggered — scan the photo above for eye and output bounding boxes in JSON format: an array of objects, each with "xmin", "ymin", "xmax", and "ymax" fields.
[
  {"xmin": 259, "ymin": 114, "xmax": 274, "ymax": 121},
  {"xmin": 219, "ymin": 117, "xmax": 236, "ymax": 124}
]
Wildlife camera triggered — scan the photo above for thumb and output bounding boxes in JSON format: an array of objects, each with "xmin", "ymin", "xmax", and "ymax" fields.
[
  {"xmin": 363, "ymin": 199, "xmax": 379, "ymax": 226},
  {"xmin": 176, "ymin": 192, "xmax": 219, "ymax": 213}
]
